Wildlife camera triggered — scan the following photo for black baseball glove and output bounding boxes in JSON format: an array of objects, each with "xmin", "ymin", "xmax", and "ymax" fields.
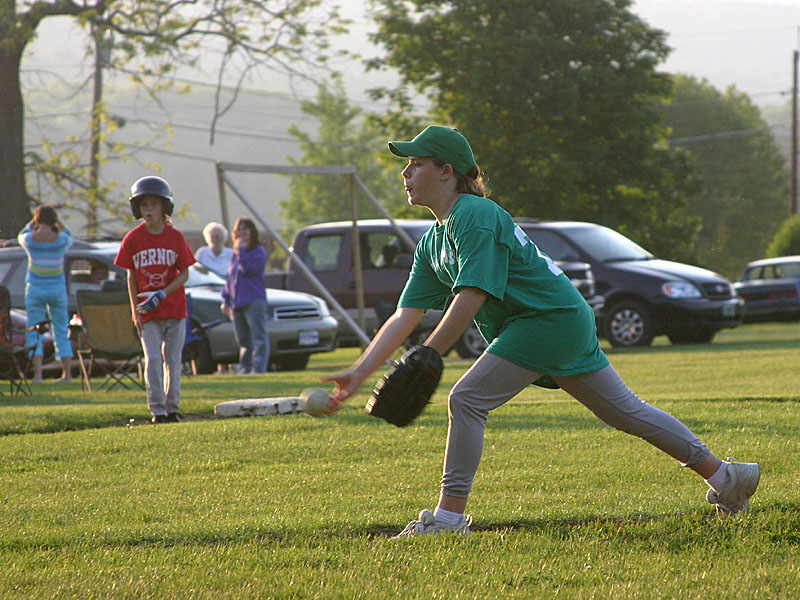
[{"xmin": 365, "ymin": 345, "xmax": 443, "ymax": 427}]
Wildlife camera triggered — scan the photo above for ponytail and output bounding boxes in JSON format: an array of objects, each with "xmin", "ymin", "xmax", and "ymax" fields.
[
  {"xmin": 432, "ymin": 159, "xmax": 488, "ymax": 197},
  {"xmin": 458, "ymin": 164, "xmax": 487, "ymax": 197}
]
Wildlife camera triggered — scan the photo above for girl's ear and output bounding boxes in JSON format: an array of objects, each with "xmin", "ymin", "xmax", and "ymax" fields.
[{"xmin": 440, "ymin": 162, "xmax": 455, "ymax": 179}]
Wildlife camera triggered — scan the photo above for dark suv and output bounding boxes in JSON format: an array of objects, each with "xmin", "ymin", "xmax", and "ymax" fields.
[{"xmin": 519, "ymin": 220, "xmax": 744, "ymax": 347}]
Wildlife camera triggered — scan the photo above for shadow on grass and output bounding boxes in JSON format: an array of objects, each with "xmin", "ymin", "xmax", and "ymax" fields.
[
  {"xmin": 7, "ymin": 504, "xmax": 797, "ymax": 552},
  {"xmin": 3, "ymin": 391, "xmax": 797, "ymax": 437},
  {"xmin": 362, "ymin": 502, "xmax": 800, "ymax": 539}
]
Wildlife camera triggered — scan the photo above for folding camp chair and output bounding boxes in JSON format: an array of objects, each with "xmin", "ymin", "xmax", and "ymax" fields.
[
  {"xmin": 0, "ymin": 286, "xmax": 32, "ymax": 396},
  {"xmin": 76, "ymin": 289, "xmax": 145, "ymax": 392}
]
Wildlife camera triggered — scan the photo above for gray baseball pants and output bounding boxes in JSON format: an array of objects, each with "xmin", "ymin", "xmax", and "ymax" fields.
[
  {"xmin": 441, "ymin": 353, "xmax": 710, "ymax": 498},
  {"xmin": 140, "ymin": 318, "xmax": 186, "ymax": 417}
]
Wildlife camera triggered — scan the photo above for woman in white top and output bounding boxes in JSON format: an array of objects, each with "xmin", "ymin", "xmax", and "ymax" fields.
[{"xmin": 195, "ymin": 222, "xmax": 234, "ymax": 279}]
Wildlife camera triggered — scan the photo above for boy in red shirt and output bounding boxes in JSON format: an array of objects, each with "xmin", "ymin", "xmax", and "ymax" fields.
[{"xmin": 115, "ymin": 176, "xmax": 195, "ymax": 424}]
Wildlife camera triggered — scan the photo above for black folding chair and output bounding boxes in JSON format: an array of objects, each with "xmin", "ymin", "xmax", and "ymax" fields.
[{"xmin": 0, "ymin": 286, "xmax": 32, "ymax": 396}]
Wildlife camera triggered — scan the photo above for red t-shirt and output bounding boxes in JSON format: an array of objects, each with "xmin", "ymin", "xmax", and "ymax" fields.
[{"xmin": 115, "ymin": 223, "xmax": 196, "ymax": 322}]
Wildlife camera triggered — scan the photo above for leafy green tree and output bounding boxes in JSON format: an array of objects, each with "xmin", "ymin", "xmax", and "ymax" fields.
[
  {"xmin": 1, "ymin": 0, "xmax": 347, "ymax": 239},
  {"xmin": 367, "ymin": 0, "xmax": 700, "ymax": 260},
  {"xmin": 663, "ymin": 75, "xmax": 790, "ymax": 277},
  {"xmin": 766, "ymin": 215, "xmax": 800, "ymax": 257},
  {"xmin": 282, "ymin": 80, "xmax": 413, "ymax": 234}
]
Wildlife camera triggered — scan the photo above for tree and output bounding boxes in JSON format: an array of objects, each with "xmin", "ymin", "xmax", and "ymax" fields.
[
  {"xmin": 282, "ymin": 79, "xmax": 411, "ymax": 234},
  {"xmin": 663, "ymin": 76, "xmax": 790, "ymax": 277},
  {"xmin": 766, "ymin": 215, "xmax": 800, "ymax": 257},
  {"xmin": 366, "ymin": 0, "xmax": 701, "ymax": 260},
  {"xmin": 1, "ymin": 0, "xmax": 347, "ymax": 239}
]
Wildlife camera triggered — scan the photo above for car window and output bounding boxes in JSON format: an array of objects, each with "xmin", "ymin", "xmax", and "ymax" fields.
[
  {"xmin": 0, "ymin": 257, "xmax": 23, "ymax": 287},
  {"xmin": 305, "ymin": 235, "xmax": 342, "ymax": 272},
  {"xmin": 562, "ymin": 226, "xmax": 652, "ymax": 262},
  {"xmin": 524, "ymin": 229, "xmax": 581, "ymax": 262},
  {"xmin": 5, "ymin": 260, "xmax": 27, "ymax": 295},
  {"xmin": 783, "ymin": 262, "xmax": 800, "ymax": 278},
  {"xmin": 740, "ymin": 267, "xmax": 760, "ymax": 282},
  {"xmin": 361, "ymin": 232, "xmax": 402, "ymax": 268},
  {"xmin": 66, "ymin": 258, "xmax": 113, "ymax": 292}
]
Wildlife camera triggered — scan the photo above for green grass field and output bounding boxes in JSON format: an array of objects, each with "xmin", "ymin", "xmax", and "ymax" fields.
[{"xmin": 1, "ymin": 323, "xmax": 799, "ymax": 599}]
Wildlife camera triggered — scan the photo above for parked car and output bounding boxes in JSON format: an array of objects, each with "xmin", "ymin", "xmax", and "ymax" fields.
[
  {"xmin": 0, "ymin": 239, "xmax": 129, "ymax": 314},
  {"xmin": 264, "ymin": 219, "xmax": 603, "ymax": 359},
  {"xmin": 0, "ymin": 239, "xmax": 339, "ymax": 372},
  {"xmin": 183, "ymin": 266, "xmax": 338, "ymax": 372},
  {"xmin": 518, "ymin": 220, "xmax": 744, "ymax": 347},
  {"xmin": 733, "ymin": 256, "xmax": 800, "ymax": 323}
]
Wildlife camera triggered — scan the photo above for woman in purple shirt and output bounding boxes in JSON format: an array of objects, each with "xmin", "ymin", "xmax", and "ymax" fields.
[{"xmin": 221, "ymin": 218, "xmax": 269, "ymax": 374}]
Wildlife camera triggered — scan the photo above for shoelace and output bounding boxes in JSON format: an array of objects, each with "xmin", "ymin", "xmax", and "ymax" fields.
[
  {"xmin": 394, "ymin": 520, "xmax": 422, "ymax": 537},
  {"xmin": 393, "ymin": 513, "xmax": 474, "ymax": 537}
]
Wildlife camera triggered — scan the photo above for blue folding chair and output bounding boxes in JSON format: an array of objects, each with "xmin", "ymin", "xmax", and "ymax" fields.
[{"xmin": 182, "ymin": 294, "xmax": 225, "ymax": 375}]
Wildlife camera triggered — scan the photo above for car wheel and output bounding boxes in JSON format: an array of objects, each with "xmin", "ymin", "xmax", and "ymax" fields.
[
  {"xmin": 453, "ymin": 323, "xmax": 488, "ymax": 358},
  {"xmin": 271, "ymin": 354, "xmax": 310, "ymax": 371},
  {"xmin": 667, "ymin": 328, "xmax": 716, "ymax": 345},
  {"xmin": 603, "ymin": 300, "xmax": 655, "ymax": 348}
]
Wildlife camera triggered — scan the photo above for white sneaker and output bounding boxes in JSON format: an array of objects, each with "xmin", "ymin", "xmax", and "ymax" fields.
[
  {"xmin": 391, "ymin": 509, "xmax": 473, "ymax": 539},
  {"xmin": 706, "ymin": 458, "xmax": 761, "ymax": 515}
]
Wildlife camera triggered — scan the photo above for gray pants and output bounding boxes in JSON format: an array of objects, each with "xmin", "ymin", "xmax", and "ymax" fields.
[
  {"xmin": 140, "ymin": 318, "xmax": 186, "ymax": 417},
  {"xmin": 442, "ymin": 354, "xmax": 710, "ymax": 498}
]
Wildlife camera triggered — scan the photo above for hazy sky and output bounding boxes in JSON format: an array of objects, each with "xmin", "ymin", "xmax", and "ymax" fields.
[
  {"xmin": 633, "ymin": 0, "xmax": 800, "ymax": 106},
  {"xmin": 22, "ymin": 0, "xmax": 800, "ymax": 108}
]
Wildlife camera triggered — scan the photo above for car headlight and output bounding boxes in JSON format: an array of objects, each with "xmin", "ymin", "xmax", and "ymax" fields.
[
  {"xmin": 315, "ymin": 298, "xmax": 331, "ymax": 317},
  {"xmin": 662, "ymin": 282, "xmax": 702, "ymax": 299}
]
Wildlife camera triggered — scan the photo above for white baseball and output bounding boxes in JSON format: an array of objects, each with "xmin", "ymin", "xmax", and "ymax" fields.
[{"xmin": 301, "ymin": 387, "xmax": 331, "ymax": 417}]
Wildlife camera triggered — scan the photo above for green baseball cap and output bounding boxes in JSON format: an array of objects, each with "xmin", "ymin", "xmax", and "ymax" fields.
[{"xmin": 388, "ymin": 125, "xmax": 476, "ymax": 175}]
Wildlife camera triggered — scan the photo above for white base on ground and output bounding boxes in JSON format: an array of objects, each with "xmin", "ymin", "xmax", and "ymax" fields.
[{"xmin": 214, "ymin": 397, "xmax": 305, "ymax": 417}]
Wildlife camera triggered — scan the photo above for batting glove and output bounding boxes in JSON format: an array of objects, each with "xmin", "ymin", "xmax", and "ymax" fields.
[{"xmin": 136, "ymin": 290, "xmax": 166, "ymax": 314}]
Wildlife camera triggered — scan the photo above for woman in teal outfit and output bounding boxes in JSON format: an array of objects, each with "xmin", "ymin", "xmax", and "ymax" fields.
[
  {"xmin": 17, "ymin": 205, "xmax": 74, "ymax": 384},
  {"xmin": 322, "ymin": 126, "xmax": 760, "ymax": 537}
]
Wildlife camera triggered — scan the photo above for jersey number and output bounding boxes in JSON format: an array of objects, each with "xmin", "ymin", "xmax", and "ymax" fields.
[
  {"xmin": 536, "ymin": 247, "xmax": 563, "ymax": 276},
  {"xmin": 515, "ymin": 224, "xmax": 562, "ymax": 277}
]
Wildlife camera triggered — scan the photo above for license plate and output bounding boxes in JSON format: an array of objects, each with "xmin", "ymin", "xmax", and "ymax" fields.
[
  {"xmin": 722, "ymin": 303, "xmax": 736, "ymax": 317},
  {"xmin": 298, "ymin": 329, "xmax": 319, "ymax": 346}
]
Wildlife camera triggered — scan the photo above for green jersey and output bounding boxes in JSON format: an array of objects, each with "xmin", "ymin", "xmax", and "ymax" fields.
[{"xmin": 398, "ymin": 194, "xmax": 608, "ymax": 376}]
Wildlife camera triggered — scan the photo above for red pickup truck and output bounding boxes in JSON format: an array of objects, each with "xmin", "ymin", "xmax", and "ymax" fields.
[{"xmin": 264, "ymin": 219, "xmax": 603, "ymax": 358}]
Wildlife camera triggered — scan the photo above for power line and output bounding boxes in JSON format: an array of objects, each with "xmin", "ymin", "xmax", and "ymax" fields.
[
  {"xmin": 129, "ymin": 145, "xmax": 219, "ymax": 164},
  {"xmin": 670, "ymin": 124, "xmax": 786, "ymax": 144},
  {"xmin": 667, "ymin": 25, "xmax": 796, "ymax": 38},
  {"xmin": 21, "ymin": 62, "xmax": 426, "ymax": 113}
]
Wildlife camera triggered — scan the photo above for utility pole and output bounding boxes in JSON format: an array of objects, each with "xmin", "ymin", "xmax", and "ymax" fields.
[
  {"xmin": 88, "ymin": 22, "xmax": 112, "ymax": 234},
  {"xmin": 793, "ymin": 49, "xmax": 798, "ymax": 216},
  {"xmin": 88, "ymin": 22, "xmax": 103, "ymax": 234}
]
